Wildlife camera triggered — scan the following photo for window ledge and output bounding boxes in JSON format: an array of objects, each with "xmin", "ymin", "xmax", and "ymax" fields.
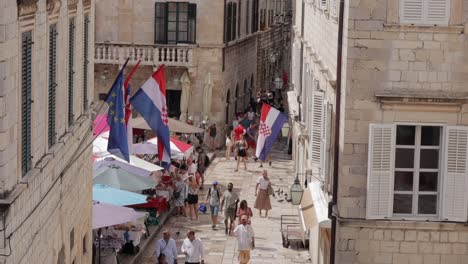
[{"xmin": 383, "ymin": 23, "xmax": 464, "ymax": 34}]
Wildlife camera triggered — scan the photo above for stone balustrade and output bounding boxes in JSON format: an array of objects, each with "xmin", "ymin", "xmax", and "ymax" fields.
[{"xmin": 94, "ymin": 42, "xmax": 195, "ymax": 67}]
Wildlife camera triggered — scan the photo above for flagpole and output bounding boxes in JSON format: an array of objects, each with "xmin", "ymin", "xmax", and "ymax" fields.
[{"xmin": 93, "ymin": 57, "xmax": 132, "ymax": 131}]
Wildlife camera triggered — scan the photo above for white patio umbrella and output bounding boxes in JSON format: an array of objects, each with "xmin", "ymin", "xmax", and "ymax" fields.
[
  {"xmin": 92, "ymin": 202, "xmax": 146, "ymax": 229},
  {"xmin": 93, "ymin": 155, "xmax": 163, "ymax": 178},
  {"xmin": 179, "ymin": 71, "xmax": 191, "ymax": 122},
  {"xmin": 202, "ymin": 72, "xmax": 213, "ymax": 120},
  {"xmin": 132, "ymin": 137, "xmax": 194, "ymax": 159},
  {"xmin": 93, "ymin": 165, "xmax": 157, "ymax": 192}
]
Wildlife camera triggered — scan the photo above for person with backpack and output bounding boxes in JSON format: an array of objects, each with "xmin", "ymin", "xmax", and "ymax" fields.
[
  {"xmin": 205, "ymin": 181, "xmax": 222, "ymax": 230},
  {"xmin": 220, "ymin": 182, "xmax": 239, "ymax": 235}
]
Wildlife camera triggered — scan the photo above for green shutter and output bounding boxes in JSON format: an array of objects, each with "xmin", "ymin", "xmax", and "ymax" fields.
[
  {"xmin": 83, "ymin": 15, "xmax": 89, "ymax": 111},
  {"xmin": 48, "ymin": 24, "xmax": 57, "ymax": 148},
  {"xmin": 68, "ymin": 18, "xmax": 75, "ymax": 126},
  {"xmin": 21, "ymin": 31, "xmax": 33, "ymax": 176}
]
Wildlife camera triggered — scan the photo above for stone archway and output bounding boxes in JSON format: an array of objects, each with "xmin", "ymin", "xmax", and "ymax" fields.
[{"xmin": 225, "ymin": 89, "xmax": 231, "ymax": 124}]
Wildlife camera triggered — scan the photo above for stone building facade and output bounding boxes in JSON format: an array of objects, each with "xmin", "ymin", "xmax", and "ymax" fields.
[
  {"xmin": 291, "ymin": 0, "xmax": 468, "ymax": 263},
  {"xmin": 94, "ymin": 0, "xmax": 290, "ymax": 144},
  {"xmin": 0, "ymin": 0, "xmax": 94, "ymax": 263}
]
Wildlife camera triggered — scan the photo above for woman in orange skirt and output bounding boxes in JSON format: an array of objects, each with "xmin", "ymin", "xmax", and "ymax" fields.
[{"xmin": 254, "ymin": 170, "xmax": 272, "ymax": 217}]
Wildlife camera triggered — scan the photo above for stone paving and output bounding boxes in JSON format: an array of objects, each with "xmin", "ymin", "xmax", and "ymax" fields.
[{"xmin": 137, "ymin": 142, "xmax": 311, "ymax": 264}]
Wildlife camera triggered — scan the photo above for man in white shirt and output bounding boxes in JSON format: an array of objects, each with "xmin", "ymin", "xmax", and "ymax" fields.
[
  {"xmin": 181, "ymin": 230, "xmax": 205, "ymax": 264},
  {"xmin": 233, "ymin": 215, "xmax": 255, "ymax": 264},
  {"xmin": 155, "ymin": 230, "xmax": 178, "ymax": 264}
]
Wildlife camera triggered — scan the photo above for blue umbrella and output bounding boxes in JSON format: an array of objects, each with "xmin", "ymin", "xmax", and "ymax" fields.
[{"xmin": 93, "ymin": 184, "xmax": 148, "ymax": 206}]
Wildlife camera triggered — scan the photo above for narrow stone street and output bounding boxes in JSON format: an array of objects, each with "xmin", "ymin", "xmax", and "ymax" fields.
[{"xmin": 137, "ymin": 141, "xmax": 311, "ymax": 264}]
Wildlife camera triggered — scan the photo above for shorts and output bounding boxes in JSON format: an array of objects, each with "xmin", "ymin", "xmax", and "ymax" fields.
[
  {"xmin": 247, "ymin": 141, "xmax": 256, "ymax": 149},
  {"xmin": 238, "ymin": 149, "xmax": 246, "ymax": 157},
  {"xmin": 210, "ymin": 205, "xmax": 219, "ymax": 216},
  {"xmin": 187, "ymin": 194, "xmax": 199, "ymax": 205},
  {"xmin": 238, "ymin": 250, "xmax": 251, "ymax": 263},
  {"xmin": 225, "ymin": 207, "xmax": 236, "ymax": 220}
]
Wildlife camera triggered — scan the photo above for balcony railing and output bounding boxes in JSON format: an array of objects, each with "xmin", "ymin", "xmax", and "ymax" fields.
[{"xmin": 94, "ymin": 42, "xmax": 195, "ymax": 67}]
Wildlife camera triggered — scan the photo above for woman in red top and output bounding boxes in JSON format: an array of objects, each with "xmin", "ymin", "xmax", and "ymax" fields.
[{"xmin": 237, "ymin": 200, "xmax": 253, "ymax": 225}]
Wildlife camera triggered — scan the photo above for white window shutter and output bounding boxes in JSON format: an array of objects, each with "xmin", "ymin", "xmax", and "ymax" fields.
[
  {"xmin": 426, "ymin": 0, "xmax": 450, "ymax": 25},
  {"xmin": 441, "ymin": 126, "xmax": 468, "ymax": 222},
  {"xmin": 366, "ymin": 124, "xmax": 395, "ymax": 219},
  {"xmin": 320, "ymin": 103, "xmax": 331, "ymax": 180},
  {"xmin": 400, "ymin": 0, "xmax": 424, "ymax": 24},
  {"xmin": 320, "ymin": 0, "xmax": 327, "ymax": 10},
  {"xmin": 311, "ymin": 89, "xmax": 324, "ymax": 168}
]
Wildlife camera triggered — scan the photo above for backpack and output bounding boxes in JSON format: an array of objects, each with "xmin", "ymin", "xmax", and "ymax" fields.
[
  {"xmin": 173, "ymin": 190, "xmax": 181, "ymax": 199},
  {"xmin": 208, "ymin": 187, "xmax": 220, "ymax": 201}
]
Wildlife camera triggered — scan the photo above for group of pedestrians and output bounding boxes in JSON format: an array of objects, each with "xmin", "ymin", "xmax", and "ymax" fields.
[{"xmin": 156, "ymin": 169, "xmax": 273, "ymax": 264}]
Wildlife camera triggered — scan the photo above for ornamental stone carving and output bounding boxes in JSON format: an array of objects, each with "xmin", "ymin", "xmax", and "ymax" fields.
[
  {"xmin": 68, "ymin": 0, "xmax": 78, "ymax": 11},
  {"xmin": 17, "ymin": 0, "xmax": 39, "ymax": 17},
  {"xmin": 47, "ymin": 0, "xmax": 61, "ymax": 15}
]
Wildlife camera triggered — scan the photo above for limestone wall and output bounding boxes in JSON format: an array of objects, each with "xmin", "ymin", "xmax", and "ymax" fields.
[
  {"xmin": 0, "ymin": 0, "xmax": 94, "ymax": 262},
  {"xmin": 337, "ymin": 221, "xmax": 468, "ymax": 264},
  {"xmin": 95, "ymin": 0, "xmax": 225, "ymax": 45}
]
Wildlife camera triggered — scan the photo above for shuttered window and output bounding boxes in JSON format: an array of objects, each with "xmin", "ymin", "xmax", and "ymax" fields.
[
  {"xmin": 68, "ymin": 18, "xmax": 75, "ymax": 126},
  {"xmin": 320, "ymin": 0, "xmax": 328, "ymax": 10},
  {"xmin": 226, "ymin": 3, "xmax": 233, "ymax": 42},
  {"xmin": 367, "ymin": 124, "xmax": 468, "ymax": 222},
  {"xmin": 48, "ymin": 25, "xmax": 58, "ymax": 148},
  {"xmin": 238, "ymin": 0, "xmax": 242, "ymax": 38},
  {"xmin": 252, "ymin": 0, "xmax": 259, "ymax": 33},
  {"xmin": 232, "ymin": 3, "xmax": 237, "ymax": 40},
  {"xmin": 155, "ymin": 2, "xmax": 197, "ymax": 44},
  {"xmin": 367, "ymin": 124, "xmax": 395, "ymax": 219},
  {"xmin": 400, "ymin": 0, "xmax": 450, "ymax": 25},
  {"xmin": 310, "ymin": 88, "xmax": 324, "ymax": 168},
  {"xmin": 21, "ymin": 31, "xmax": 33, "ymax": 176},
  {"xmin": 441, "ymin": 126, "xmax": 468, "ymax": 221},
  {"xmin": 246, "ymin": 0, "xmax": 250, "ymax": 34},
  {"xmin": 83, "ymin": 15, "xmax": 89, "ymax": 112}
]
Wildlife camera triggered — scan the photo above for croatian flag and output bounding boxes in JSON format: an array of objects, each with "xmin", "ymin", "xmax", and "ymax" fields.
[
  {"xmin": 255, "ymin": 103, "xmax": 288, "ymax": 161},
  {"xmin": 130, "ymin": 65, "xmax": 171, "ymax": 167}
]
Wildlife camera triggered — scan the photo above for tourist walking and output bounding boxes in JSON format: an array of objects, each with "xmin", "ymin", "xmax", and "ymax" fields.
[
  {"xmin": 245, "ymin": 123, "xmax": 257, "ymax": 160},
  {"xmin": 233, "ymin": 215, "xmax": 255, "ymax": 264},
  {"xmin": 207, "ymin": 123, "xmax": 217, "ymax": 151},
  {"xmin": 254, "ymin": 170, "xmax": 272, "ymax": 217},
  {"xmin": 174, "ymin": 174, "xmax": 187, "ymax": 217},
  {"xmin": 186, "ymin": 175, "xmax": 200, "ymax": 221},
  {"xmin": 235, "ymin": 135, "xmax": 248, "ymax": 172},
  {"xmin": 155, "ymin": 230, "xmax": 178, "ymax": 264},
  {"xmin": 220, "ymin": 182, "xmax": 239, "ymax": 235},
  {"xmin": 196, "ymin": 147, "xmax": 207, "ymax": 189},
  {"xmin": 205, "ymin": 181, "xmax": 222, "ymax": 229},
  {"xmin": 225, "ymin": 129, "xmax": 236, "ymax": 160},
  {"xmin": 237, "ymin": 200, "xmax": 253, "ymax": 225},
  {"xmin": 181, "ymin": 230, "xmax": 205, "ymax": 264}
]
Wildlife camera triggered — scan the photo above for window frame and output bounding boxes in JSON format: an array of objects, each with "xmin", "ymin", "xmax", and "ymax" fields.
[
  {"xmin": 393, "ymin": 124, "xmax": 442, "ymax": 219},
  {"xmin": 154, "ymin": 2, "xmax": 197, "ymax": 44},
  {"xmin": 399, "ymin": 0, "xmax": 451, "ymax": 26}
]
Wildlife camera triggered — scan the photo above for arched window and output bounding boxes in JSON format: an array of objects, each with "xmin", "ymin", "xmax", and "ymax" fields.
[
  {"xmin": 225, "ymin": 89, "xmax": 230, "ymax": 124},
  {"xmin": 244, "ymin": 79, "xmax": 248, "ymax": 108},
  {"xmin": 235, "ymin": 84, "xmax": 239, "ymax": 115}
]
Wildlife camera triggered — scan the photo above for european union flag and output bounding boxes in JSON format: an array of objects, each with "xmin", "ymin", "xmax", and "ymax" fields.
[{"xmin": 106, "ymin": 69, "xmax": 130, "ymax": 162}]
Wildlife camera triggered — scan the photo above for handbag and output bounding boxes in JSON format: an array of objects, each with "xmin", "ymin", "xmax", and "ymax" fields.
[
  {"xmin": 267, "ymin": 184, "xmax": 274, "ymax": 196},
  {"xmin": 198, "ymin": 203, "xmax": 207, "ymax": 213}
]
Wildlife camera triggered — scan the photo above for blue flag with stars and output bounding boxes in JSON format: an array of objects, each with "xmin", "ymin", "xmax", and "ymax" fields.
[{"xmin": 106, "ymin": 68, "xmax": 130, "ymax": 162}]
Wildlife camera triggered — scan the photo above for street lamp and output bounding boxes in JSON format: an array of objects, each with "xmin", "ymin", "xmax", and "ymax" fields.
[{"xmin": 290, "ymin": 174, "xmax": 304, "ymax": 205}]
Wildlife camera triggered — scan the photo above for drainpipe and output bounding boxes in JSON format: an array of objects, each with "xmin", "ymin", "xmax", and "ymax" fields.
[{"xmin": 329, "ymin": 0, "xmax": 345, "ymax": 263}]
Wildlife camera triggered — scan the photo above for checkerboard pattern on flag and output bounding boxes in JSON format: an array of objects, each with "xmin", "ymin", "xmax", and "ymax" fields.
[
  {"xmin": 130, "ymin": 65, "xmax": 171, "ymax": 167},
  {"xmin": 255, "ymin": 103, "xmax": 288, "ymax": 161},
  {"xmin": 259, "ymin": 122, "xmax": 272, "ymax": 136}
]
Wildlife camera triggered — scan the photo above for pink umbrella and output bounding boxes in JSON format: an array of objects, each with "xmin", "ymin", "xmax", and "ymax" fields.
[
  {"xmin": 93, "ymin": 114, "xmax": 110, "ymax": 136},
  {"xmin": 92, "ymin": 201, "xmax": 146, "ymax": 229}
]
